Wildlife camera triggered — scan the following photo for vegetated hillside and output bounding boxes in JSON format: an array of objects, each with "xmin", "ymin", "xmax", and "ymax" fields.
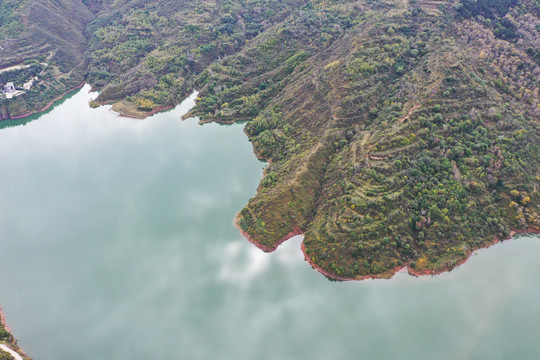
[
  {"xmin": 0, "ymin": 0, "xmax": 538, "ymax": 280},
  {"xmin": 0, "ymin": 0, "xmax": 309, "ymax": 118},
  {"xmin": 0, "ymin": 316, "xmax": 29, "ymax": 360},
  {"xmin": 0, "ymin": 0, "xmax": 94, "ymax": 119},
  {"xmin": 190, "ymin": 0, "xmax": 540, "ymax": 279},
  {"xmin": 84, "ymin": 0, "xmax": 309, "ymax": 117}
]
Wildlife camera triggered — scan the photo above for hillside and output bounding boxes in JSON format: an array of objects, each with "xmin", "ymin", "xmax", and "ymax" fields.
[
  {"xmin": 0, "ymin": 0, "xmax": 539, "ymax": 279},
  {"xmin": 84, "ymin": 0, "xmax": 309, "ymax": 117},
  {"xmin": 0, "ymin": 0, "xmax": 94, "ymax": 119},
  {"xmin": 189, "ymin": 0, "xmax": 540, "ymax": 278}
]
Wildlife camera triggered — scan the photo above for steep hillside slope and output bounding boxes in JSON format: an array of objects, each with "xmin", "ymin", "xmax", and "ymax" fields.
[
  {"xmin": 190, "ymin": 0, "xmax": 540, "ymax": 278},
  {"xmin": 84, "ymin": 0, "xmax": 309, "ymax": 117},
  {"xmin": 0, "ymin": 0, "xmax": 538, "ymax": 280},
  {"xmin": 0, "ymin": 0, "xmax": 94, "ymax": 119}
]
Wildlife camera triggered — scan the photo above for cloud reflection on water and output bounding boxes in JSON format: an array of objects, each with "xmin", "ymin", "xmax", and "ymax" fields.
[{"xmin": 218, "ymin": 235, "xmax": 305, "ymax": 288}]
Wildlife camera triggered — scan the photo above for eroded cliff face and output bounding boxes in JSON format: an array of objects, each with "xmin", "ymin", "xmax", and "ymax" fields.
[{"xmin": 1, "ymin": 0, "xmax": 539, "ymax": 279}]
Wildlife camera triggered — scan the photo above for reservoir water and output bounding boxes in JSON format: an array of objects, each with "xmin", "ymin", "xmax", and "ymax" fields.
[{"xmin": 0, "ymin": 86, "xmax": 539, "ymax": 359}]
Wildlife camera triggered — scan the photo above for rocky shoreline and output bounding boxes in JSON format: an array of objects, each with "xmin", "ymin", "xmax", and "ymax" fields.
[
  {"xmin": 233, "ymin": 216, "xmax": 303, "ymax": 253},
  {"xmin": 1, "ymin": 85, "xmax": 194, "ymax": 122},
  {"xmin": 237, "ymin": 222, "xmax": 540, "ymax": 281},
  {"xmin": 0, "ymin": 306, "xmax": 29, "ymax": 360}
]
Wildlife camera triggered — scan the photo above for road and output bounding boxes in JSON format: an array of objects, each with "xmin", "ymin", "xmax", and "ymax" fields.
[{"xmin": 0, "ymin": 345, "xmax": 23, "ymax": 360}]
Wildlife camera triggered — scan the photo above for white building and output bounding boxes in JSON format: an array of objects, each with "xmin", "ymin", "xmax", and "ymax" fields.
[
  {"xmin": 3, "ymin": 82, "xmax": 15, "ymax": 93},
  {"xmin": 23, "ymin": 77, "xmax": 37, "ymax": 90}
]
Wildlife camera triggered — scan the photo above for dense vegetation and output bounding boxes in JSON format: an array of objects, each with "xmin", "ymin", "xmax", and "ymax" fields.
[
  {"xmin": 0, "ymin": 318, "xmax": 27, "ymax": 360},
  {"xmin": 0, "ymin": 0, "xmax": 93, "ymax": 119},
  {"xmin": 188, "ymin": 0, "xmax": 540, "ymax": 278},
  {"xmin": 1, "ymin": 0, "xmax": 539, "ymax": 280},
  {"xmin": 0, "ymin": 350, "xmax": 14, "ymax": 360}
]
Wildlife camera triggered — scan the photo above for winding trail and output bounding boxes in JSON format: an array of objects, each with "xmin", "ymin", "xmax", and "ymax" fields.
[
  {"xmin": 0, "ymin": 345, "xmax": 23, "ymax": 360},
  {"xmin": 397, "ymin": 104, "xmax": 420, "ymax": 124}
]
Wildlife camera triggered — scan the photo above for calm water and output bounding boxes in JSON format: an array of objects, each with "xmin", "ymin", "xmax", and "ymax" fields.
[{"xmin": 0, "ymin": 86, "xmax": 539, "ymax": 360}]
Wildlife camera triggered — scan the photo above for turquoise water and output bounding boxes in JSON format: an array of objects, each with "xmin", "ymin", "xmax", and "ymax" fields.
[{"xmin": 0, "ymin": 86, "xmax": 539, "ymax": 359}]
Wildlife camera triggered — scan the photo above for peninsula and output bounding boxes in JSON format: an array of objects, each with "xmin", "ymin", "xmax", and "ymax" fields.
[{"xmin": 1, "ymin": 0, "xmax": 539, "ymax": 282}]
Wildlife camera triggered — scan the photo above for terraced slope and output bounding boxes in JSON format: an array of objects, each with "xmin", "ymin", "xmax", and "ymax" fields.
[
  {"xmin": 190, "ymin": 0, "xmax": 540, "ymax": 278},
  {"xmin": 85, "ymin": 0, "xmax": 309, "ymax": 117},
  {"xmin": 0, "ymin": 0, "xmax": 94, "ymax": 119},
  {"xmin": 0, "ymin": 0, "xmax": 539, "ymax": 280}
]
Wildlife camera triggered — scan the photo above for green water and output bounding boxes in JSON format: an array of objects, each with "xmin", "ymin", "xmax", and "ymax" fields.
[{"xmin": 0, "ymin": 86, "xmax": 539, "ymax": 360}]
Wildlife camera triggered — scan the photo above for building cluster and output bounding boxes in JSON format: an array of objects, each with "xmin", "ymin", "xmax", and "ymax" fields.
[{"xmin": 2, "ymin": 78, "xmax": 37, "ymax": 99}]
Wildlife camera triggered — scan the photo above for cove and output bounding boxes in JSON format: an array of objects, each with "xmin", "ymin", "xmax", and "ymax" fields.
[{"xmin": 0, "ymin": 86, "xmax": 539, "ymax": 359}]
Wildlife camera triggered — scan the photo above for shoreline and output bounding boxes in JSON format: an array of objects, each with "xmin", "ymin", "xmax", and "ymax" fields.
[
  {"xmin": 406, "ymin": 226, "xmax": 540, "ymax": 278},
  {"xmin": 0, "ymin": 306, "xmax": 29, "ymax": 360},
  {"xmin": 1, "ymin": 85, "xmax": 193, "ymax": 122},
  {"xmin": 236, "ymin": 221, "xmax": 540, "ymax": 281},
  {"xmin": 233, "ymin": 215, "xmax": 302, "ymax": 253},
  {"xmin": 0, "ymin": 82, "xmax": 85, "ymax": 121},
  {"xmin": 0, "ymin": 306, "xmax": 13, "ymax": 336},
  {"xmin": 108, "ymin": 103, "xmax": 175, "ymax": 120},
  {"xmin": 103, "ymin": 90, "xmax": 193, "ymax": 120}
]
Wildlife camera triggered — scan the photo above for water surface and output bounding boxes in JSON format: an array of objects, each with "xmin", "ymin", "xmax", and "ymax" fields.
[{"xmin": 0, "ymin": 86, "xmax": 539, "ymax": 360}]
